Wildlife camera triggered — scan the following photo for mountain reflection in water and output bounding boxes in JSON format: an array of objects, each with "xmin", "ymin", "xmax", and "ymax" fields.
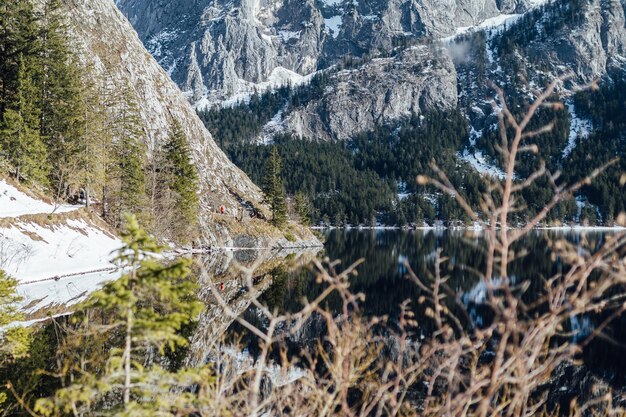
[{"xmin": 214, "ymin": 229, "xmax": 626, "ymax": 385}]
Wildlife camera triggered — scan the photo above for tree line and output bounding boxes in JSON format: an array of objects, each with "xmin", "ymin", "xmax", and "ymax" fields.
[
  {"xmin": 0, "ymin": 0, "xmax": 199, "ymax": 243},
  {"xmin": 201, "ymin": 71, "xmax": 626, "ymax": 227}
]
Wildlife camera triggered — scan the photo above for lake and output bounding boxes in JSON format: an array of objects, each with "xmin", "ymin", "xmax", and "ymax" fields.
[{"xmin": 214, "ymin": 229, "xmax": 626, "ymax": 385}]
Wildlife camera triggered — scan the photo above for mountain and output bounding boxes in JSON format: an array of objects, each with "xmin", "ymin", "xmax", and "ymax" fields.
[
  {"xmin": 117, "ymin": 0, "xmax": 541, "ymax": 104},
  {"xmin": 117, "ymin": 0, "xmax": 626, "ymax": 226},
  {"xmin": 60, "ymin": 0, "xmax": 318, "ymax": 246}
]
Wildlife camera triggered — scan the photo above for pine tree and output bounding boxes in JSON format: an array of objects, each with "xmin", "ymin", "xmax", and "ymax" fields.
[
  {"xmin": 160, "ymin": 120, "xmax": 200, "ymax": 243},
  {"xmin": 77, "ymin": 69, "xmax": 110, "ymax": 208},
  {"xmin": 263, "ymin": 145, "xmax": 288, "ymax": 228},
  {"xmin": 0, "ymin": 270, "xmax": 30, "ymax": 413},
  {"xmin": 111, "ymin": 134, "xmax": 147, "ymax": 226},
  {"xmin": 107, "ymin": 90, "xmax": 148, "ymax": 227},
  {"xmin": 34, "ymin": 215, "xmax": 205, "ymax": 416},
  {"xmin": 0, "ymin": 271, "xmax": 30, "ymax": 363},
  {"xmin": 0, "ymin": 55, "xmax": 48, "ymax": 184},
  {"xmin": 0, "ymin": 0, "xmax": 39, "ymax": 115},
  {"xmin": 37, "ymin": 0, "xmax": 86, "ymax": 198},
  {"xmin": 294, "ymin": 191, "xmax": 311, "ymax": 226}
]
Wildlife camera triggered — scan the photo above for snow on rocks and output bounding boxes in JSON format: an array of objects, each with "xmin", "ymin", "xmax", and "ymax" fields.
[
  {"xmin": 0, "ymin": 179, "xmax": 81, "ymax": 219},
  {"xmin": 442, "ymin": 14, "xmax": 523, "ymax": 43},
  {"xmin": 196, "ymin": 67, "xmax": 318, "ymax": 109},
  {"xmin": 324, "ymin": 15, "xmax": 343, "ymax": 39}
]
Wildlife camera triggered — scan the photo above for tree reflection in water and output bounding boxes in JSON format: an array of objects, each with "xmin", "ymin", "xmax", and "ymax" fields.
[{"xmin": 230, "ymin": 229, "xmax": 626, "ymax": 382}]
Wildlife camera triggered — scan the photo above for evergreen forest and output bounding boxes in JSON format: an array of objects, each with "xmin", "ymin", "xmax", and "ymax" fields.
[{"xmin": 0, "ymin": 0, "xmax": 199, "ymax": 243}]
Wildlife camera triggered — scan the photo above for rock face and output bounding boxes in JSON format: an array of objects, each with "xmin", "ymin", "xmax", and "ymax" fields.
[
  {"xmin": 63, "ymin": 0, "xmax": 315, "ymax": 246},
  {"xmin": 116, "ymin": 0, "xmax": 543, "ymax": 104},
  {"xmin": 115, "ymin": 0, "xmax": 626, "ymax": 138},
  {"xmin": 284, "ymin": 46, "xmax": 458, "ymax": 141},
  {"xmin": 517, "ymin": 0, "xmax": 626, "ymax": 80},
  {"xmin": 115, "ymin": 0, "xmax": 626, "ymax": 153}
]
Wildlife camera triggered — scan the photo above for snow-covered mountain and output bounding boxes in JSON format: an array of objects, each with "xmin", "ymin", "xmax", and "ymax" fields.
[
  {"xmin": 111, "ymin": 0, "xmax": 626, "ymax": 225},
  {"xmin": 117, "ymin": 0, "xmax": 547, "ymax": 104},
  {"xmin": 117, "ymin": 0, "xmax": 626, "ymax": 143}
]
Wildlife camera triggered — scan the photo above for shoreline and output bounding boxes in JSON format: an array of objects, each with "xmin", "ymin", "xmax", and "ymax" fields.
[{"xmin": 311, "ymin": 225, "xmax": 626, "ymax": 232}]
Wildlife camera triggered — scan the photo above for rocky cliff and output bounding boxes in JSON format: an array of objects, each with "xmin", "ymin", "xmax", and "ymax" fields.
[
  {"xmin": 63, "ymin": 0, "xmax": 318, "ymax": 247},
  {"xmin": 116, "ymin": 0, "xmax": 543, "ymax": 104},
  {"xmin": 283, "ymin": 45, "xmax": 458, "ymax": 141},
  {"xmin": 116, "ymin": 0, "xmax": 626, "ymax": 143}
]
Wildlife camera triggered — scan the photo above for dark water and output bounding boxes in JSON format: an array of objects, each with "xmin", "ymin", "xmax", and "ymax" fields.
[
  {"xmin": 229, "ymin": 229, "xmax": 626, "ymax": 383},
  {"xmin": 258, "ymin": 229, "xmax": 608, "ymax": 318}
]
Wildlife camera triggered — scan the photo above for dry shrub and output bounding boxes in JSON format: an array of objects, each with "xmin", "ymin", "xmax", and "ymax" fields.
[{"xmin": 187, "ymin": 76, "xmax": 626, "ymax": 417}]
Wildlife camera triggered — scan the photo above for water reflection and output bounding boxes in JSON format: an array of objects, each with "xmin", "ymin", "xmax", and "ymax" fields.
[
  {"xmin": 220, "ymin": 229, "xmax": 626, "ymax": 384},
  {"xmin": 186, "ymin": 230, "xmax": 625, "ymax": 385},
  {"xmin": 187, "ymin": 247, "xmax": 320, "ymax": 367},
  {"xmin": 250, "ymin": 229, "xmax": 609, "ymax": 319}
]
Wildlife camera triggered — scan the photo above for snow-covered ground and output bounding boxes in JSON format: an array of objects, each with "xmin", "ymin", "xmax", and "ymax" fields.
[
  {"xmin": 258, "ymin": 106, "xmax": 287, "ymax": 144},
  {"xmin": 458, "ymin": 127, "xmax": 507, "ymax": 180},
  {"xmin": 1, "ymin": 219, "xmax": 121, "ymax": 284},
  {"xmin": 0, "ymin": 179, "xmax": 123, "ymax": 315},
  {"xmin": 442, "ymin": 14, "xmax": 523, "ymax": 43},
  {"xmin": 562, "ymin": 101, "xmax": 592, "ymax": 158},
  {"xmin": 442, "ymin": 0, "xmax": 551, "ymax": 43},
  {"xmin": 0, "ymin": 179, "xmax": 81, "ymax": 218},
  {"xmin": 459, "ymin": 149, "xmax": 507, "ymax": 180}
]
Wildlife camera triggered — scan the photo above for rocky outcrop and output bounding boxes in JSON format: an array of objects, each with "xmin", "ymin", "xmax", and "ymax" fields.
[
  {"xmin": 62, "ymin": 0, "xmax": 318, "ymax": 247},
  {"xmin": 116, "ymin": 0, "xmax": 546, "ymax": 105},
  {"xmin": 115, "ymin": 0, "xmax": 626, "ymax": 168},
  {"xmin": 283, "ymin": 45, "xmax": 458, "ymax": 141},
  {"xmin": 502, "ymin": 0, "xmax": 626, "ymax": 82}
]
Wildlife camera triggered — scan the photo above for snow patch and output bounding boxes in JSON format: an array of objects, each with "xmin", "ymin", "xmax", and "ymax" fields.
[
  {"xmin": 0, "ymin": 219, "xmax": 122, "ymax": 284},
  {"xmin": 278, "ymin": 29, "xmax": 301, "ymax": 41},
  {"xmin": 458, "ymin": 128, "xmax": 506, "ymax": 180},
  {"xmin": 442, "ymin": 14, "xmax": 523, "ymax": 43},
  {"xmin": 324, "ymin": 15, "xmax": 343, "ymax": 39},
  {"xmin": 0, "ymin": 180, "xmax": 81, "ymax": 219},
  {"xmin": 197, "ymin": 67, "xmax": 318, "ymax": 109},
  {"xmin": 562, "ymin": 101, "xmax": 592, "ymax": 158},
  {"xmin": 258, "ymin": 107, "xmax": 286, "ymax": 144}
]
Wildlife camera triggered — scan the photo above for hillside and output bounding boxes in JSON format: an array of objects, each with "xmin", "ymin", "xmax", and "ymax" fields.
[
  {"xmin": 119, "ymin": 0, "xmax": 626, "ymax": 226},
  {"xmin": 61, "ymin": 0, "xmax": 319, "ymax": 247},
  {"xmin": 0, "ymin": 178, "xmax": 122, "ymax": 316}
]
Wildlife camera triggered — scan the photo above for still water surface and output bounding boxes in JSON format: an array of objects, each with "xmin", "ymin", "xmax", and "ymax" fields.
[
  {"xmin": 223, "ymin": 229, "xmax": 626, "ymax": 383},
  {"xmin": 254, "ymin": 229, "xmax": 610, "ymax": 318}
]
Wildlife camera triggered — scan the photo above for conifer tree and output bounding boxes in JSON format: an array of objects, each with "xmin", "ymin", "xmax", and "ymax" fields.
[
  {"xmin": 1, "ymin": 56, "xmax": 48, "ymax": 184},
  {"xmin": 0, "ymin": 270, "xmax": 30, "ymax": 413},
  {"xmin": 107, "ymin": 90, "xmax": 148, "ymax": 227},
  {"xmin": 111, "ymin": 135, "xmax": 147, "ymax": 226},
  {"xmin": 294, "ymin": 191, "xmax": 311, "ymax": 226},
  {"xmin": 75, "ymin": 68, "xmax": 110, "ymax": 208},
  {"xmin": 263, "ymin": 146, "xmax": 288, "ymax": 228},
  {"xmin": 0, "ymin": 271, "xmax": 30, "ymax": 363},
  {"xmin": 0, "ymin": 0, "xmax": 39, "ymax": 115},
  {"xmin": 37, "ymin": 0, "xmax": 86, "ymax": 198},
  {"xmin": 34, "ymin": 215, "xmax": 205, "ymax": 416},
  {"xmin": 160, "ymin": 120, "xmax": 200, "ymax": 242}
]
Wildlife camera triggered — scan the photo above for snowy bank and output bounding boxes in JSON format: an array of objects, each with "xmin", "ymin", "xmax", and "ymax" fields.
[
  {"xmin": 0, "ymin": 179, "xmax": 81, "ymax": 219},
  {"xmin": 0, "ymin": 212, "xmax": 122, "ymax": 284}
]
